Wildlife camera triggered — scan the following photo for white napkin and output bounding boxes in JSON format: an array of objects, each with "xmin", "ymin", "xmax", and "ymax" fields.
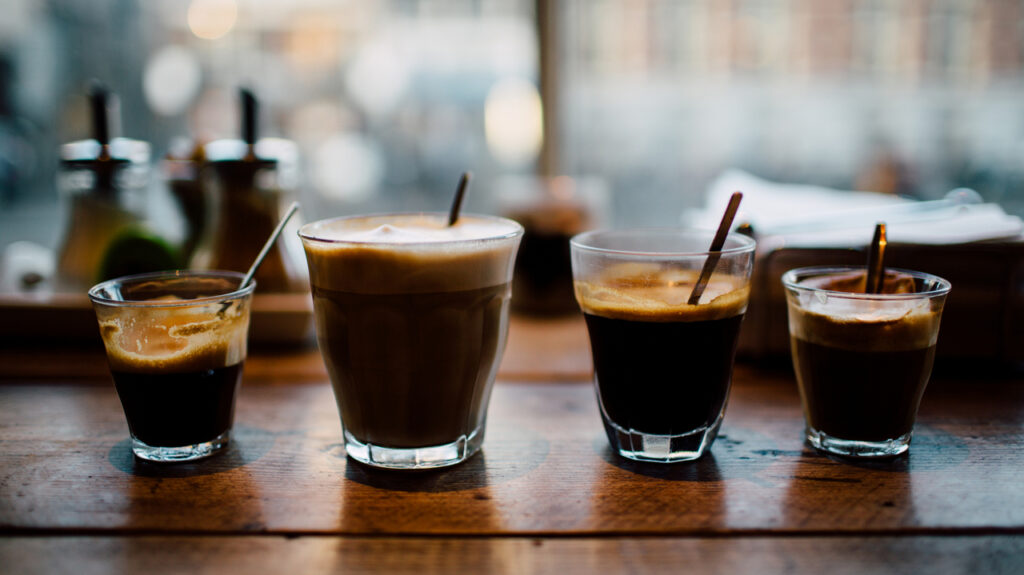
[{"xmin": 683, "ymin": 169, "xmax": 1023, "ymax": 247}]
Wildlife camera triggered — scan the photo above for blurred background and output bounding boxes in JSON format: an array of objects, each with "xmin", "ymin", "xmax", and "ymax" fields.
[{"xmin": 1, "ymin": 0, "xmax": 1024, "ymax": 250}]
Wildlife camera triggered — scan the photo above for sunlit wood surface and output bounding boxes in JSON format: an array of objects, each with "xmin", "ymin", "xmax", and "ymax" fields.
[
  {"xmin": 3, "ymin": 536, "xmax": 1022, "ymax": 575},
  {"xmin": 2, "ymin": 318, "xmax": 1023, "ymax": 573}
]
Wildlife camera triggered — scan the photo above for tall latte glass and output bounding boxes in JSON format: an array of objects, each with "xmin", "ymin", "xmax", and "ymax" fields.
[
  {"xmin": 300, "ymin": 213, "xmax": 523, "ymax": 470},
  {"xmin": 571, "ymin": 229, "xmax": 756, "ymax": 463}
]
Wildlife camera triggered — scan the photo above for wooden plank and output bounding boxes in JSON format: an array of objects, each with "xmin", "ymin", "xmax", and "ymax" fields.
[
  {"xmin": 2, "ymin": 370, "xmax": 1023, "ymax": 535},
  {"xmin": 0, "ymin": 314, "xmax": 592, "ymax": 382},
  {"xmin": 2, "ymin": 535, "xmax": 1022, "ymax": 575}
]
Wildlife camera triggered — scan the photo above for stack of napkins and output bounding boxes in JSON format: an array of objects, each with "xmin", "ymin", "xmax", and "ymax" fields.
[{"xmin": 683, "ymin": 170, "xmax": 1024, "ymax": 248}]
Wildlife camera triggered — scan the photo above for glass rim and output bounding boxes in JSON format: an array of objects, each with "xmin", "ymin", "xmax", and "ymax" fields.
[
  {"xmin": 298, "ymin": 212, "xmax": 524, "ymax": 246},
  {"xmin": 781, "ymin": 265, "xmax": 951, "ymax": 300},
  {"xmin": 88, "ymin": 270, "xmax": 255, "ymax": 308},
  {"xmin": 569, "ymin": 228, "xmax": 756, "ymax": 257}
]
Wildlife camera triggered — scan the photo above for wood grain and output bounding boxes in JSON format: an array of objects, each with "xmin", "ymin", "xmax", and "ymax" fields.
[
  {"xmin": 2, "ymin": 368, "xmax": 1022, "ymax": 536},
  {"xmin": 2, "ymin": 535, "xmax": 1022, "ymax": 575}
]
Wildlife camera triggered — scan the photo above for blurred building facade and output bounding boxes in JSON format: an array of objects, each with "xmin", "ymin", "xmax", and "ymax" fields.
[{"xmin": 553, "ymin": 0, "xmax": 1024, "ymax": 223}]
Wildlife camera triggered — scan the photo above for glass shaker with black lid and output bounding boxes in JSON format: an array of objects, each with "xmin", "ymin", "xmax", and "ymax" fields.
[
  {"xmin": 191, "ymin": 88, "xmax": 304, "ymax": 293},
  {"xmin": 55, "ymin": 83, "xmax": 159, "ymax": 290}
]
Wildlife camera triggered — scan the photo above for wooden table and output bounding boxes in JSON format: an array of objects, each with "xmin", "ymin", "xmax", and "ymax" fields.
[{"xmin": 2, "ymin": 316, "xmax": 1023, "ymax": 573}]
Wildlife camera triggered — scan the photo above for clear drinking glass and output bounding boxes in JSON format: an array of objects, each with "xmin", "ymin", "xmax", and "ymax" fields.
[
  {"xmin": 299, "ymin": 213, "xmax": 523, "ymax": 470},
  {"xmin": 782, "ymin": 266, "xmax": 951, "ymax": 458},
  {"xmin": 570, "ymin": 229, "xmax": 756, "ymax": 463},
  {"xmin": 89, "ymin": 271, "xmax": 254, "ymax": 462}
]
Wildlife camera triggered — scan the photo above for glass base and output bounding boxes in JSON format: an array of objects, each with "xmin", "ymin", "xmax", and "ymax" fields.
[
  {"xmin": 806, "ymin": 427, "xmax": 912, "ymax": 458},
  {"xmin": 130, "ymin": 430, "xmax": 230, "ymax": 462},
  {"xmin": 602, "ymin": 416, "xmax": 722, "ymax": 463},
  {"xmin": 343, "ymin": 426, "xmax": 484, "ymax": 470}
]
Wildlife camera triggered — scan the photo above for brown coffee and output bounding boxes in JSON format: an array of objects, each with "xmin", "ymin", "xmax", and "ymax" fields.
[
  {"xmin": 301, "ymin": 214, "xmax": 521, "ymax": 451},
  {"xmin": 111, "ymin": 363, "xmax": 242, "ymax": 447},
  {"xmin": 791, "ymin": 339, "xmax": 934, "ymax": 440},
  {"xmin": 312, "ymin": 284, "xmax": 508, "ymax": 447},
  {"xmin": 576, "ymin": 265, "xmax": 749, "ymax": 438}
]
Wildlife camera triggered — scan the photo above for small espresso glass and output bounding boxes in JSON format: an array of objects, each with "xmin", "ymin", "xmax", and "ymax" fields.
[
  {"xmin": 300, "ymin": 213, "xmax": 523, "ymax": 470},
  {"xmin": 89, "ymin": 271, "xmax": 254, "ymax": 462},
  {"xmin": 570, "ymin": 229, "xmax": 756, "ymax": 463},
  {"xmin": 782, "ymin": 266, "xmax": 951, "ymax": 458}
]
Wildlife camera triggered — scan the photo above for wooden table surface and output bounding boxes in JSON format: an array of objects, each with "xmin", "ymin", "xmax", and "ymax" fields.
[{"xmin": 2, "ymin": 315, "xmax": 1023, "ymax": 573}]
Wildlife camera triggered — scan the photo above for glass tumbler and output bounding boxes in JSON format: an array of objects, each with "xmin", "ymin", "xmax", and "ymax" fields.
[
  {"xmin": 89, "ymin": 271, "xmax": 254, "ymax": 462},
  {"xmin": 570, "ymin": 229, "xmax": 756, "ymax": 463},
  {"xmin": 783, "ymin": 266, "xmax": 951, "ymax": 458}
]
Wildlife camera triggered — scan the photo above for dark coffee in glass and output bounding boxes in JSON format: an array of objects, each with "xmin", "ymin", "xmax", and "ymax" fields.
[
  {"xmin": 783, "ymin": 267, "xmax": 950, "ymax": 458},
  {"xmin": 571, "ymin": 229, "xmax": 756, "ymax": 463},
  {"xmin": 584, "ymin": 311, "xmax": 744, "ymax": 436},
  {"xmin": 90, "ymin": 271, "xmax": 253, "ymax": 462}
]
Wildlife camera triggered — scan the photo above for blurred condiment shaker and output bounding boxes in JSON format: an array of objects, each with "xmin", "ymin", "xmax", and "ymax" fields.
[
  {"xmin": 55, "ymin": 83, "xmax": 152, "ymax": 290},
  {"xmin": 191, "ymin": 88, "xmax": 305, "ymax": 293}
]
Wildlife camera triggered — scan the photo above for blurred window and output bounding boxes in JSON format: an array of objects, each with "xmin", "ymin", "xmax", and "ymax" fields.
[{"xmin": 549, "ymin": 0, "xmax": 1024, "ymax": 224}]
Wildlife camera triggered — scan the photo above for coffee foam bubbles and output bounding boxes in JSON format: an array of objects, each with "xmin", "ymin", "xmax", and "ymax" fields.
[
  {"xmin": 301, "ymin": 214, "xmax": 522, "ymax": 294},
  {"xmin": 308, "ymin": 215, "xmax": 520, "ymax": 244},
  {"xmin": 575, "ymin": 264, "xmax": 749, "ymax": 322},
  {"xmin": 802, "ymin": 294, "xmax": 930, "ymax": 323},
  {"xmin": 97, "ymin": 302, "xmax": 249, "ymax": 373},
  {"xmin": 789, "ymin": 293, "xmax": 940, "ymax": 351}
]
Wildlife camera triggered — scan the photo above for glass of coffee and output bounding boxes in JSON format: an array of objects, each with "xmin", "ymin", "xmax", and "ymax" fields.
[
  {"xmin": 782, "ymin": 266, "xmax": 951, "ymax": 458},
  {"xmin": 299, "ymin": 213, "xmax": 523, "ymax": 470},
  {"xmin": 89, "ymin": 271, "xmax": 254, "ymax": 462},
  {"xmin": 570, "ymin": 229, "xmax": 756, "ymax": 463}
]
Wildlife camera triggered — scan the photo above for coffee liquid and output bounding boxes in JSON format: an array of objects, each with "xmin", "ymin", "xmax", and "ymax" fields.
[
  {"xmin": 585, "ymin": 313, "xmax": 743, "ymax": 434},
  {"xmin": 575, "ymin": 266, "xmax": 749, "ymax": 437},
  {"xmin": 791, "ymin": 339, "xmax": 934, "ymax": 441},
  {"xmin": 313, "ymin": 284, "xmax": 509, "ymax": 448},
  {"xmin": 111, "ymin": 363, "xmax": 242, "ymax": 447}
]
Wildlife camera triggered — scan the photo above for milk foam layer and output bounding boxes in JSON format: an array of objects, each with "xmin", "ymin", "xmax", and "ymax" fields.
[
  {"xmin": 97, "ymin": 301, "xmax": 249, "ymax": 373},
  {"xmin": 300, "ymin": 214, "xmax": 523, "ymax": 294},
  {"xmin": 788, "ymin": 273, "xmax": 942, "ymax": 352},
  {"xmin": 575, "ymin": 263, "xmax": 749, "ymax": 322},
  {"xmin": 302, "ymin": 214, "xmax": 520, "ymax": 244}
]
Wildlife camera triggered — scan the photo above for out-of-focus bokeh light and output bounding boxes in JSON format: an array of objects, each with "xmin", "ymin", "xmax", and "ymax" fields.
[
  {"xmin": 289, "ymin": 101, "xmax": 348, "ymax": 145},
  {"xmin": 314, "ymin": 133, "xmax": 384, "ymax": 203},
  {"xmin": 345, "ymin": 38, "xmax": 410, "ymax": 119},
  {"xmin": 143, "ymin": 46, "xmax": 202, "ymax": 117},
  {"xmin": 187, "ymin": 0, "xmax": 238, "ymax": 41},
  {"xmin": 484, "ymin": 78, "xmax": 543, "ymax": 166},
  {"xmin": 285, "ymin": 14, "xmax": 342, "ymax": 71}
]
